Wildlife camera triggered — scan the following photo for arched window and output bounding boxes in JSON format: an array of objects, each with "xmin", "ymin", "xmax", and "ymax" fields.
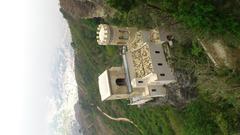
[
  {"xmin": 116, "ymin": 78, "xmax": 126, "ymax": 86},
  {"xmin": 119, "ymin": 36, "xmax": 128, "ymax": 40},
  {"xmin": 117, "ymin": 41, "xmax": 126, "ymax": 45},
  {"xmin": 118, "ymin": 30, "xmax": 129, "ymax": 40}
]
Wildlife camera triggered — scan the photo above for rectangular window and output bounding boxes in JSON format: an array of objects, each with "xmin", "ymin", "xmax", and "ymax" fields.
[
  {"xmin": 158, "ymin": 63, "xmax": 163, "ymax": 66},
  {"xmin": 152, "ymin": 89, "xmax": 156, "ymax": 92},
  {"xmin": 138, "ymin": 81, "xmax": 143, "ymax": 83},
  {"xmin": 160, "ymin": 73, "xmax": 165, "ymax": 76},
  {"xmin": 155, "ymin": 51, "xmax": 160, "ymax": 53}
]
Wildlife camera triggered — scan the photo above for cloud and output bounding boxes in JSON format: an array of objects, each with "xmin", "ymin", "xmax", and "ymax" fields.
[{"xmin": 47, "ymin": 98, "xmax": 58, "ymax": 123}]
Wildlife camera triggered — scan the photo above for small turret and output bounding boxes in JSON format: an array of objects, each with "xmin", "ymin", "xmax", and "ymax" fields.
[
  {"xmin": 96, "ymin": 24, "xmax": 137, "ymax": 46},
  {"xmin": 96, "ymin": 24, "xmax": 111, "ymax": 45}
]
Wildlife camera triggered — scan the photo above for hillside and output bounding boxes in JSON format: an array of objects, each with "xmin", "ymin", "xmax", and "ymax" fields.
[{"xmin": 60, "ymin": 0, "xmax": 240, "ymax": 135}]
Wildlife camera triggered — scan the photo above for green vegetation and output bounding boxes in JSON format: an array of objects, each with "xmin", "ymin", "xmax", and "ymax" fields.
[
  {"xmin": 106, "ymin": 0, "xmax": 240, "ymax": 47},
  {"xmin": 171, "ymin": 39, "xmax": 240, "ymax": 135},
  {"xmin": 106, "ymin": 0, "xmax": 136, "ymax": 12},
  {"xmin": 61, "ymin": 1, "xmax": 240, "ymax": 134},
  {"xmin": 66, "ymin": 18, "xmax": 240, "ymax": 134}
]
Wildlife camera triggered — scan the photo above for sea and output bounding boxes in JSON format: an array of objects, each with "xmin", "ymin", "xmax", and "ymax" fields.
[{"xmin": 46, "ymin": 2, "xmax": 82, "ymax": 135}]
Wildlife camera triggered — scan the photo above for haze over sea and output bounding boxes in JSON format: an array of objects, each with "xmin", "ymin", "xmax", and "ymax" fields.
[
  {"xmin": 47, "ymin": 17, "xmax": 81, "ymax": 135},
  {"xmin": 25, "ymin": 0, "xmax": 81, "ymax": 134},
  {"xmin": 0, "ymin": 0, "xmax": 82, "ymax": 134},
  {"xmin": 46, "ymin": 1, "xmax": 82, "ymax": 135}
]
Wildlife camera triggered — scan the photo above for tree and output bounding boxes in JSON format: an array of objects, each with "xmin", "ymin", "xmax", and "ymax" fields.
[{"xmin": 106, "ymin": 0, "xmax": 136, "ymax": 12}]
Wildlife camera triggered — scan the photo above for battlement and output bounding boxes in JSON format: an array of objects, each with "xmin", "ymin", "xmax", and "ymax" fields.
[
  {"xmin": 96, "ymin": 24, "xmax": 137, "ymax": 46},
  {"xmin": 96, "ymin": 24, "xmax": 111, "ymax": 45}
]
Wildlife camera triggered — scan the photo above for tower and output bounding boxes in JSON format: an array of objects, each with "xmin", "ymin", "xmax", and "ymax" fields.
[
  {"xmin": 96, "ymin": 24, "xmax": 177, "ymax": 105},
  {"xmin": 96, "ymin": 24, "xmax": 137, "ymax": 45},
  {"xmin": 98, "ymin": 67, "xmax": 129, "ymax": 101}
]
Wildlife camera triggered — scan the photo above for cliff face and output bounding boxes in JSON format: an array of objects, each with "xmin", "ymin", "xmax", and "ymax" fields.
[{"xmin": 60, "ymin": 0, "xmax": 114, "ymax": 19}]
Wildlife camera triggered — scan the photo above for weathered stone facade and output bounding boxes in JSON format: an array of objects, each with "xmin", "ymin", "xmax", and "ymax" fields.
[{"xmin": 97, "ymin": 24, "xmax": 176, "ymax": 105}]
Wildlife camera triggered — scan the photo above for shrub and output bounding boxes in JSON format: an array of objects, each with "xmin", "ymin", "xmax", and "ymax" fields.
[{"xmin": 106, "ymin": 0, "xmax": 136, "ymax": 12}]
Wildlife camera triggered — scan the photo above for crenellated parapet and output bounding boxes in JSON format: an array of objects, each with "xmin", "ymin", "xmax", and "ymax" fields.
[
  {"xmin": 96, "ymin": 24, "xmax": 137, "ymax": 46},
  {"xmin": 96, "ymin": 24, "xmax": 111, "ymax": 45}
]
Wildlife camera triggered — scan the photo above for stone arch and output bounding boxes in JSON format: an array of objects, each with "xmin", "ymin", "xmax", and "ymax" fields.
[{"xmin": 115, "ymin": 78, "xmax": 126, "ymax": 86}]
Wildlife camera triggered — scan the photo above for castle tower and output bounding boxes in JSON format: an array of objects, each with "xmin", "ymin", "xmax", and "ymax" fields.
[
  {"xmin": 96, "ymin": 24, "xmax": 137, "ymax": 46},
  {"xmin": 98, "ymin": 67, "xmax": 129, "ymax": 101},
  {"xmin": 96, "ymin": 24, "xmax": 177, "ymax": 105}
]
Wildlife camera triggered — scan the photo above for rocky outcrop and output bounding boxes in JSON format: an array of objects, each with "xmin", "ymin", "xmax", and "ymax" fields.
[
  {"xmin": 147, "ymin": 70, "xmax": 198, "ymax": 108},
  {"xmin": 60, "ymin": 0, "xmax": 115, "ymax": 19},
  {"xmin": 198, "ymin": 38, "xmax": 240, "ymax": 70}
]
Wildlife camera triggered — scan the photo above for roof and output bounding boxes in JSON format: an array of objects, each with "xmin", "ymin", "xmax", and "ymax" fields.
[
  {"xmin": 128, "ymin": 36, "xmax": 153, "ymax": 78},
  {"xmin": 98, "ymin": 70, "xmax": 111, "ymax": 101}
]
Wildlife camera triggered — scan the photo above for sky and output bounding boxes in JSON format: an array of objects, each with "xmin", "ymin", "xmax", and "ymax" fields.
[{"xmin": 0, "ymin": 0, "xmax": 78, "ymax": 135}]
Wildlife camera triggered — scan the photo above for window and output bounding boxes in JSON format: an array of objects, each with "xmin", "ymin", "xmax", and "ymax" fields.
[
  {"xmin": 138, "ymin": 81, "xmax": 143, "ymax": 83},
  {"xmin": 119, "ymin": 36, "xmax": 128, "ymax": 40},
  {"xmin": 117, "ymin": 41, "xmax": 126, "ymax": 45},
  {"xmin": 119, "ymin": 30, "xmax": 127, "ymax": 33},
  {"xmin": 158, "ymin": 63, "xmax": 163, "ymax": 66},
  {"xmin": 155, "ymin": 51, "xmax": 160, "ymax": 53},
  {"xmin": 118, "ymin": 30, "xmax": 129, "ymax": 40},
  {"xmin": 160, "ymin": 73, "xmax": 165, "ymax": 76},
  {"xmin": 152, "ymin": 89, "xmax": 156, "ymax": 92},
  {"xmin": 116, "ymin": 78, "xmax": 126, "ymax": 86}
]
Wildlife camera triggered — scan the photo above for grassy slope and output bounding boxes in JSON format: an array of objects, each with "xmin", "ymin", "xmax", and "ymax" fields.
[{"xmin": 63, "ymin": 1, "xmax": 240, "ymax": 134}]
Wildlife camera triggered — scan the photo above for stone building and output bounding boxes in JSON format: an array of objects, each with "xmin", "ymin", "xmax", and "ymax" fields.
[{"xmin": 97, "ymin": 24, "xmax": 176, "ymax": 105}]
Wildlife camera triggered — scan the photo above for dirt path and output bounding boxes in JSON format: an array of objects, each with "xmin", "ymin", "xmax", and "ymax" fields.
[
  {"xmin": 96, "ymin": 106, "xmax": 144, "ymax": 135},
  {"xmin": 197, "ymin": 38, "xmax": 240, "ymax": 70}
]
